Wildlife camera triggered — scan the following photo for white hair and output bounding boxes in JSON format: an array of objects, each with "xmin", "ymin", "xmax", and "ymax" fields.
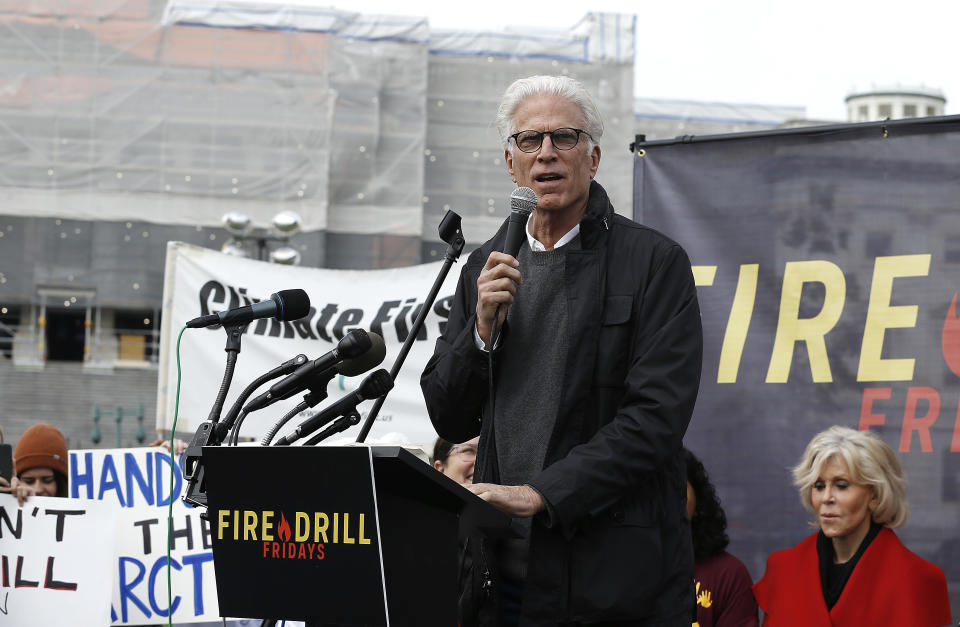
[
  {"xmin": 495, "ymin": 75, "xmax": 603, "ymax": 153},
  {"xmin": 792, "ymin": 426, "xmax": 908, "ymax": 528}
]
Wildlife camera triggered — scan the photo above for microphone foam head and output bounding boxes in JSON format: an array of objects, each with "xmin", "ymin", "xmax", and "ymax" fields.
[
  {"xmin": 339, "ymin": 328, "xmax": 372, "ymax": 359},
  {"xmin": 510, "ymin": 186, "xmax": 537, "ymax": 215},
  {"xmin": 337, "ymin": 332, "xmax": 386, "ymax": 376},
  {"xmin": 272, "ymin": 289, "xmax": 310, "ymax": 321},
  {"xmin": 358, "ymin": 368, "xmax": 394, "ymax": 400}
]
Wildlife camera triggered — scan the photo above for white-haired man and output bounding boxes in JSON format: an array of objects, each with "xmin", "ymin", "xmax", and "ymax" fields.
[{"xmin": 421, "ymin": 75, "xmax": 703, "ymax": 626}]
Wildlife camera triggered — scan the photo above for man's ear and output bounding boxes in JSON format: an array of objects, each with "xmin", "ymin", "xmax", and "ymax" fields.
[
  {"xmin": 589, "ymin": 145, "xmax": 601, "ymax": 179},
  {"xmin": 505, "ymin": 148, "xmax": 516, "ymax": 183},
  {"xmin": 433, "ymin": 460, "xmax": 444, "ymax": 472}
]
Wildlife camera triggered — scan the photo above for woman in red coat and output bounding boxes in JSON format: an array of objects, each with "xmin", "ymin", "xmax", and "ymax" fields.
[{"xmin": 753, "ymin": 426, "xmax": 951, "ymax": 627}]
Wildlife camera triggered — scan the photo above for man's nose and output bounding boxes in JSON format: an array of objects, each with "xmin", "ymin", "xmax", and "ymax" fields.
[{"xmin": 538, "ymin": 134, "xmax": 558, "ymax": 158}]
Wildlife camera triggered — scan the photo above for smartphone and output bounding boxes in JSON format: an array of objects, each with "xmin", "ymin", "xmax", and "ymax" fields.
[{"xmin": 0, "ymin": 443, "xmax": 12, "ymax": 482}]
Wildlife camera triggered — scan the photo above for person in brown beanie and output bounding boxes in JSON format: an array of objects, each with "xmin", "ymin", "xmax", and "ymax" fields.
[{"xmin": 0, "ymin": 423, "xmax": 69, "ymax": 506}]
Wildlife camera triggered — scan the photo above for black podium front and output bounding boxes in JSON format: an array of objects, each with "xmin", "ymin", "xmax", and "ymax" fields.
[{"xmin": 202, "ymin": 445, "xmax": 515, "ymax": 625}]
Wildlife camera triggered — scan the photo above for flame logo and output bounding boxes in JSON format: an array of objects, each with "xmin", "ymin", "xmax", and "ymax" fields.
[
  {"xmin": 944, "ymin": 293, "xmax": 960, "ymax": 379},
  {"xmin": 277, "ymin": 512, "xmax": 292, "ymax": 542}
]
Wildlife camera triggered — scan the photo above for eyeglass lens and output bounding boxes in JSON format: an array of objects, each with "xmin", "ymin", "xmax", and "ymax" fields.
[
  {"xmin": 515, "ymin": 128, "xmax": 581, "ymax": 152},
  {"xmin": 452, "ymin": 446, "xmax": 477, "ymax": 459}
]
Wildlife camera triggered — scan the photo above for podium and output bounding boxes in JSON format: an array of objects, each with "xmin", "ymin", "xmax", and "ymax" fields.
[{"xmin": 202, "ymin": 445, "xmax": 516, "ymax": 625}]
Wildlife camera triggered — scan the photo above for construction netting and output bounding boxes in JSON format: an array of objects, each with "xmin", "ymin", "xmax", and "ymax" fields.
[{"xmin": 0, "ymin": 0, "xmax": 635, "ymax": 259}]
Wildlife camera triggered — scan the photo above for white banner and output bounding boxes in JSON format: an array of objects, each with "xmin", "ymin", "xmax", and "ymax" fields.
[
  {"xmin": 0, "ymin": 494, "xmax": 116, "ymax": 627},
  {"xmin": 158, "ymin": 242, "xmax": 461, "ymax": 448},
  {"xmin": 69, "ymin": 448, "xmax": 221, "ymax": 625}
]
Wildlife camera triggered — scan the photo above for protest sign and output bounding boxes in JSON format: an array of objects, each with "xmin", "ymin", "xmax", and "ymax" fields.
[{"xmin": 0, "ymin": 494, "xmax": 115, "ymax": 626}]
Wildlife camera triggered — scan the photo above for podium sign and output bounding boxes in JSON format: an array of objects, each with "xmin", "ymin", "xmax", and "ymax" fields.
[{"xmin": 204, "ymin": 446, "xmax": 387, "ymax": 624}]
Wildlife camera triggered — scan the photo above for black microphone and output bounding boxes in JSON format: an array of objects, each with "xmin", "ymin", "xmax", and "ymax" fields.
[
  {"xmin": 186, "ymin": 289, "xmax": 310, "ymax": 329},
  {"xmin": 274, "ymin": 369, "xmax": 394, "ymax": 446},
  {"xmin": 334, "ymin": 332, "xmax": 387, "ymax": 376},
  {"xmin": 502, "ymin": 186, "xmax": 537, "ymax": 258},
  {"xmin": 244, "ymin": 330, "xmax": 386, "ymax": 412}
]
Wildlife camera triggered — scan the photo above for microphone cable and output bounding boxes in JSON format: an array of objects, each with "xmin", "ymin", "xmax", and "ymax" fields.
[
  {"xmin": 260, "ymin": 401, "xmax": 309, "ymax": 446},
  {"xmin": 166, "ymin": 324, "xmax": 187, "ymax": 627}
]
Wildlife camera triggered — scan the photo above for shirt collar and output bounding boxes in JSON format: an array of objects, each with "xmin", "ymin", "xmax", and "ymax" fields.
[{"xmin": 525, "ymin": 213, "xmax": 581, "ymax": 252}]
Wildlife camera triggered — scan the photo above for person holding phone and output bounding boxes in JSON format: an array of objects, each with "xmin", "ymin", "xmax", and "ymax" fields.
[
  {"xmin": 0, "ymin": 423, "xmax": 69, "ymax": 506},
  {"xmin": 0, "ymin": 426, "xmax": 12, "ymax": 487}
]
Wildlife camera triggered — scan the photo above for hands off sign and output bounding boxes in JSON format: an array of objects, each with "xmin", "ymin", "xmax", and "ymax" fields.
[{"xmin": 69, "ymin": 448, "xmax": 220, "ymax": 625}]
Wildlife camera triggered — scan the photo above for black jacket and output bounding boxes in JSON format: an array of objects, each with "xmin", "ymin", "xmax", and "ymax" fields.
[{"xmin": 420, "ymin": 181, "xmax": 703, "ymax": 625}]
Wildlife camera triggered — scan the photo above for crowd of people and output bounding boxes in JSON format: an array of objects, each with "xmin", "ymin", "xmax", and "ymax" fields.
[{"xmin": 2, "ymin": 422, "xmax": 952, "ymax": 625}]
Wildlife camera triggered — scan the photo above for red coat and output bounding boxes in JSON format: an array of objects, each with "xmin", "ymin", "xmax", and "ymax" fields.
[{"xmin": 753, "ymin": 527, "xmax": 951, "ymax": 627}]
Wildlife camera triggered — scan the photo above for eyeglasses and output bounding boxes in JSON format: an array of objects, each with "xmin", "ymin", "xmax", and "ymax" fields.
[
  {"xmin": 509, "ymin": 128, "xmax": 592, "ymax": 153},
  {"xmin": 448, "ymin": 445, "xmax": 477, "ymax": 461}
]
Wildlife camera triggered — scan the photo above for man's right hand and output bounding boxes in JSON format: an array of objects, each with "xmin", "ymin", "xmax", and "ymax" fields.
[{"xmin": 476, "ymin": 251, "xmax": 522, "ymax": 349}]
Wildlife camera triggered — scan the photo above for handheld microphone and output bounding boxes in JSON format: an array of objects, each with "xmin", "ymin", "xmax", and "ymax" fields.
[
  {"xmin": 186, "ymin": 289, "xmax": 310, "ymax": 329},
  {"xmin": 502, "ymin": 186, "xmax": 537, "ymax": 258},
  {"xmin": 274, "ymin": 369, "xmax": 394, "ymax": 446},
  {"xmin": 244, "ymin": 330, "xmax": 386, "ymax": 412}
]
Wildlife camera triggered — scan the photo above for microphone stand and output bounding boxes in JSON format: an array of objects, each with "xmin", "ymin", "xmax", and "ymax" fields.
[
  {"xmin": 302, "ymin": 409, "xmax": 362, "ymax": 445},
  {"xmin": 182, "ymin": 322, "xmax": 248, "ymax": 509},
  {"xmin": 355, "ymin": 210, "xmax": 465, "ymax": 443},
  {"xmin": 301, "ymin": 409, "xmax": 362, "ymax": 446},
  {"xmin": 257, "ymin": 370, "xmax": 337, "ymax": 446}
]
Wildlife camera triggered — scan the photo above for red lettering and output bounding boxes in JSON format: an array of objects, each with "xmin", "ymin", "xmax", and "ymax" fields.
[
  {"xmin": 900, "ymin": 387, "xmax": 940, "ymax": 452},
  {"xmin": 859, "ymin": 388, "xmax": 891, "ymax": 430},
  {"xmin": 262, "ymin": 542, "xmax": 270, "ymax": 558},
  {"xmin": 271, "ymin": 543, "xmax": 279, "ymax": 558},
  {"xmin": 317, "ymin": 544, "xmax": 325, "ymax": 560},
  {"xmin": 287, "ymin": 543, "xmax": 296, "ymax": 558},
  {"xmin": 297, "ymin": 543, "xmax": 306, "ymax": 559}
]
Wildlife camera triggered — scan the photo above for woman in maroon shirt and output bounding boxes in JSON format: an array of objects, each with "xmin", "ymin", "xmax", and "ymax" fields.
[{"xmin": 684, "ymin": 448, "xmax": 759, "ymax": 627}]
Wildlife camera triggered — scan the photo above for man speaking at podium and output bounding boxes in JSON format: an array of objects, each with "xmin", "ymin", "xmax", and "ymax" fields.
[{"xmin": 421, "ymin": 75, "xmax": 703, "ymax": 626}]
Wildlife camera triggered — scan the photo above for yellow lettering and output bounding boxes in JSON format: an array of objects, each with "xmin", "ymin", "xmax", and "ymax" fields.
[
  {"xmin": 315, "ymin": 512, "xmax": 329, "ymax": 543},
  {"xmin": 766, "ymin": 260, "xmax": 845, "ymax": 383},
  {"xmin": 358, "ymin": 513, "xmax": 371, "ymax": 545},
  {"xmin": 233, "ymin": 510, "xmax": 239, "ymax": 541},
  {"xmin": 692, "ymin": 265, "xmax": 717, "ymax": 286},
  {"xmin": 333, "ymin": 512, "xmax": 339, "ymax": 543},
  {"xmin": 718, "ymin": 264, "xmax": 759, "ymax": 383},
  {"xmin": 243, "ymin": 510, "xmax": 258, "ymax": 541},
  {"xmin": 857, "ymin": 254, "xmax": 930, "ymax": 381},
  {"xmin": 295, "ymin": 512, "xmax": 310, "ymax": 542},
  {"xmin": 342, "ymin": 513, "xmax": 354, "ymax": 544},
  {"xmin": 217, "ymin": 509, "xmax": 229, "ymax": 540},
  {"xmin": 262, "ymin": 511, "xmax": 274, "ymax": 542}
]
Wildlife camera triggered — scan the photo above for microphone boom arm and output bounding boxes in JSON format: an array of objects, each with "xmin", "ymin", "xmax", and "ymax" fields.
[{"xmin": 355, "ymin": 210, "xmax": 465, "ymax": 443}]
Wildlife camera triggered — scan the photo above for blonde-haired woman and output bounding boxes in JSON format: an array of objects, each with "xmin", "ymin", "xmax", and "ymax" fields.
[{"xmin": 753, "ymin": 426, "xmax": 951, "ymax": 626}]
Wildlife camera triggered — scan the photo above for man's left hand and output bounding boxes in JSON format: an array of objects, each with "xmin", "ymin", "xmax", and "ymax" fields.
[{"xmin": 466, "ymin": 482, "xmax": 545, "ymax": 518}]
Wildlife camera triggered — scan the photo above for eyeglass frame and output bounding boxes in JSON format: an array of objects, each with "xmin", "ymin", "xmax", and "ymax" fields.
[
  {"xmin": 447, "ymin": 444, "xmax": 478, "ymax": 460},
  {"xmin": 508, "ymin": 127, "xmax": 593, "ymax": 153}
]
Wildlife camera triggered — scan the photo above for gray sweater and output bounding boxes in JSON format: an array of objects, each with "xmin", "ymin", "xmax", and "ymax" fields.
[{"xmin": 493, "ymin": 236, "xmax": 578, "ymax": 583}]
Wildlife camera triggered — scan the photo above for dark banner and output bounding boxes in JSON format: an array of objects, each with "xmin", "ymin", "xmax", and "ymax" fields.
[{"xmin": 634, "ymin": 116, "xmax": 960, "ymax": 610}]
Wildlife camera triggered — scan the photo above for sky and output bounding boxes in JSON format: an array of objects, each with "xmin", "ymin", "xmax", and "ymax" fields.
[{"xmin": 327, "ymin": 0, "xmax": 959, "ymax": 121}]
